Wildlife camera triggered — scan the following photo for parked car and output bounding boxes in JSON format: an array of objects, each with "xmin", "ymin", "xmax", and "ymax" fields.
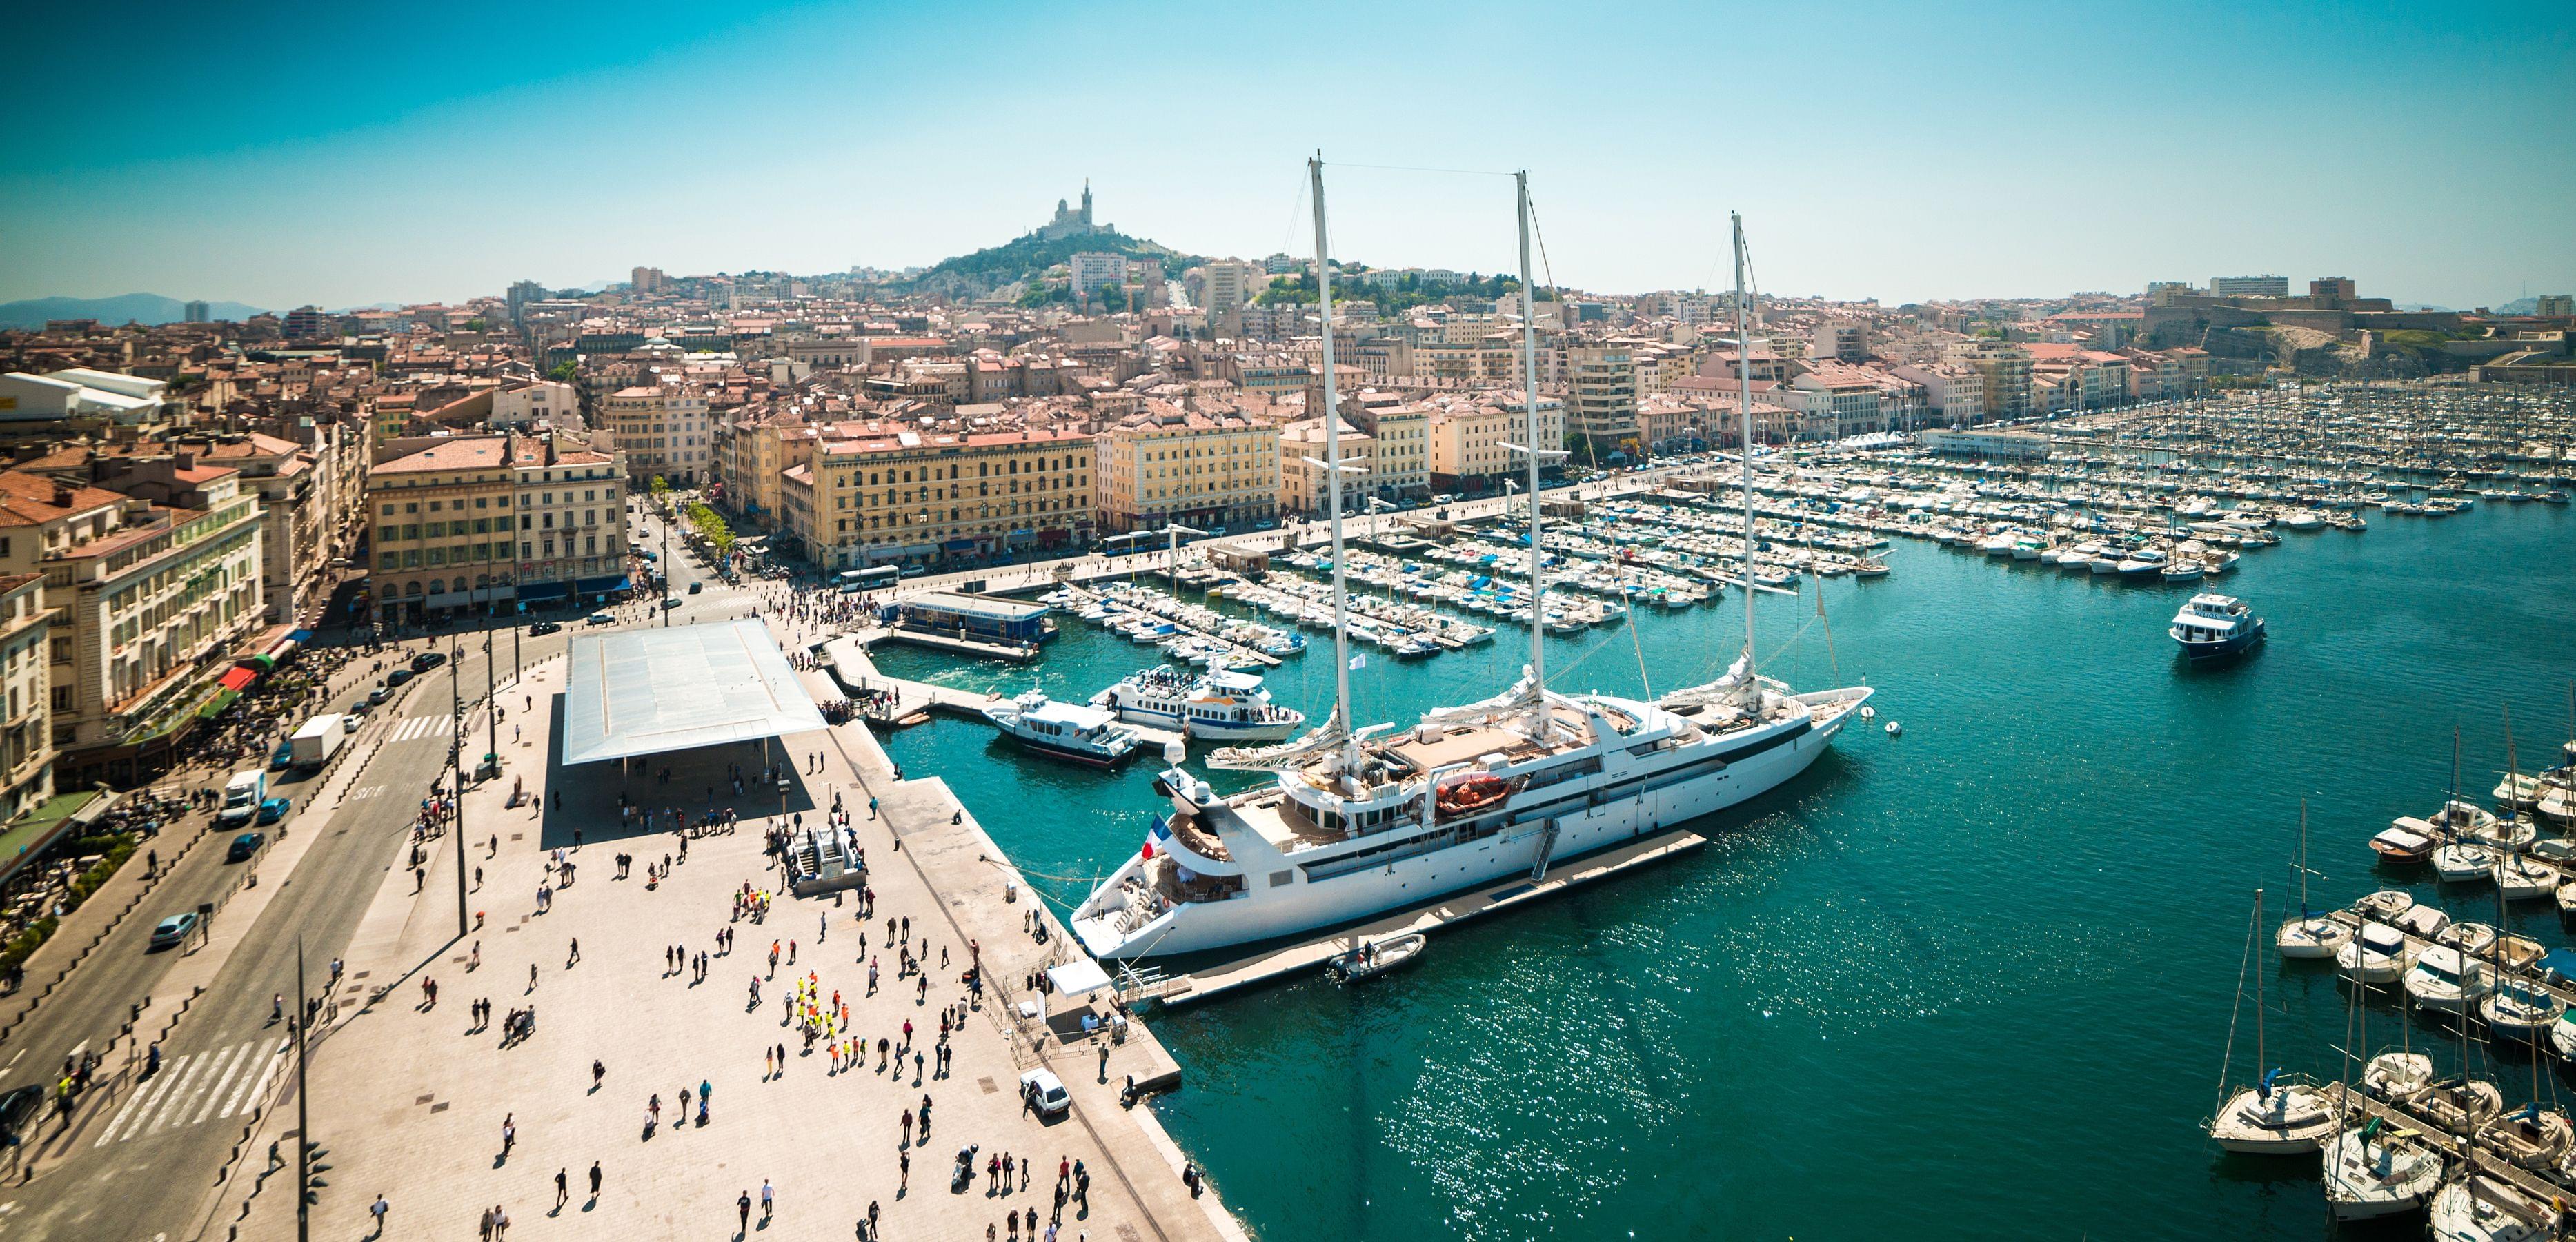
[
  {"xmin": 0, "ymin": 1083, "xmax": 44, "ymax": 1146},
  {"xmin": 255, "ymin": 797, "xmax": 291, "ymax": 826},
  {"xmin": 1018, "ymin": 1069, "xmax": 1069, "ymax": 1118},
  {"xmin": 528, "ymin": 620, "xmax": 561, "ymax": 636},
  {"xmin": 226, "ymin": 831, "xmax": 266, "ymax": 862},
  {"xmin": 411, "ymin": 651, "xmax": 446, "ymax": 672},
  {"xmin": 586, "ymin": 612, "xmax": 615, "ymax": 626},
  {"xmin": 386, "ymin": 668, "xmax": 415, "ymax": 688},
  {"xmin": 148, "ymin": 912, "xmax": 199, "ymax": 951}
]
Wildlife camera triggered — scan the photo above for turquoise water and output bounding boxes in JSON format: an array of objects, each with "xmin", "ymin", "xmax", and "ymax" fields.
[{"xmin": 874, "ymin": 501, "xmax": 2576, "ymax": 1241}]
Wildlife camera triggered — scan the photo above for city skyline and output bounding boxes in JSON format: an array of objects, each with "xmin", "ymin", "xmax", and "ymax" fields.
[{"xmin": 4, "ymin": 0, "xmax": 2572, "ymax": 310}]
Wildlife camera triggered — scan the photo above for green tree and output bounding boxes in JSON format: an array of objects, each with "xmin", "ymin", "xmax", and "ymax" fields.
[
  {"xmin": 1098, "ymin": 282, "xmax": 1128, "ymax": 313},
  {"xmin": 465, "ymin": 317, "xmax": 488, "ymax": 333},
  {"xmin": 548, "ymin": 359, "xmax": 579, "ymax": 382}
]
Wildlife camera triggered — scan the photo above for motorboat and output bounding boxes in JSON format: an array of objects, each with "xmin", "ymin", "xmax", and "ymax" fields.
[
  {"xmin": 2428, "ymin": 1174, "xmax": 2561, "ymax": 1242},
  {"xmin": 2480, "ymin": 981, "xmax": 2568, "ymax": 1044},
  {"xmin": 2439, "ymin": 920, "xmax": 2497, "ymax": 958},
  {"xmin": 2116, "ymin": 548, "xmax": 2168, "ymax": 578},
  {"xmin": 2206, "ymin": 1071, "xmax": 2338, "ymax": 1154},
  {"xmin": 2370, "ymin": 820, "xmax": 2438, "ymax": 865},
  {"xmin": 2338, "ymin": 920, "xmax": 2417, "ymax": 985},
  {"xmin": 2354, "ymin": 889, "xmax": 2417, "ymax": 923},
  {"xmin": 2321, "ymin": 1123, "xmax": 2443, "ymax": 1221},
  {"xmin": 2159, "ymin": 560, "xmax": 2204, "ymax": 582},
  {"xmin": 2402, "ymin": 944, "xmax": 2495, "ymax": 1013},
  {"xmin": 1324, "ymin": 932, "xmax": 1426, "ymax": 983},
  {"xmin": 2169, "ymin": 593, "xmax": 2266, "ymax": 660},
  {"xmin": 981, "ymin": 691, "xmax": 1147, "ymax": 768},
  {"xmin": 2418, "ymin": 1077, "xmax": 2507, "ymax": 1134},
  {"xmin": 1091, "ymin": 666, "xmax": 1307, "ymax": 743}
]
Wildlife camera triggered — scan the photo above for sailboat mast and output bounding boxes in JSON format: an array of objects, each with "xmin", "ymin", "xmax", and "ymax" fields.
[
  {"xmin": 1516, "ymin": 172, "xmax": 1547, "ymax": 699},
  {"xmin": 1733, "ymin": 213, "xmax": 1756, "ymax": 664},
  {"xmin": 1310, "ymin": 153, "xmax": 1354, "ymax": 743}
]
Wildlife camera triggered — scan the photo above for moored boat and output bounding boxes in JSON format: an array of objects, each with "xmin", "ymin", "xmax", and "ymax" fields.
[{"xmin": 1324, "ymin": 932, "xmax": 1426, "ymax": 983}]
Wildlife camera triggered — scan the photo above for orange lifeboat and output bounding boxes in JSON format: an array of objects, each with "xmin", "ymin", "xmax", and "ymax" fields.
[{"xmin": 1433, "ymin": 773, "xmax": 1513, "ymax": 820}]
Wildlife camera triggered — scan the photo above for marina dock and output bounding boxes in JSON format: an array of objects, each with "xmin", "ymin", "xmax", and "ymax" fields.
[
  {"xmin": 822, "ymin": 631, "xmax": 1189, "ymax": 748},
  {"xmin": 1124, "ymin": 829, "xmax": 1708, "ymax": 1008}
]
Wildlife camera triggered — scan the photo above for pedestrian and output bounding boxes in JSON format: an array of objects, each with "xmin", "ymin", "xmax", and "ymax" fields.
[
  {"xmin": 590, "ymin": 1160, "xmax": 602, "ymax": 1197},
  {"xmin": 530, "ymin": 963, "xmax": 539, "ymax": 991},
  {"xmin": 369, "ymin": 1194, "xmax": 389, "ymax": 1234},
  {"xmin": 479, "ymin": 1204, "xmax": 495, "ymax": 1241},
  {"xmin": 555, "ymin": 1168, "xmax": 568, "ymax": 1210},
  {"xmin": 568, "ymin": 937, "xmax": 581, "ymax": 967},
  {"xmin": 738, "ymin": 1190, "xmax": 751, "ymax": 1234},
  {"xmin": 502, "ymin": 1113, "xmax": 516, "ymax": 1158},
  {"xmin": 761, "ymin": 1179, "xmax": 775, "ymax": 1220}
]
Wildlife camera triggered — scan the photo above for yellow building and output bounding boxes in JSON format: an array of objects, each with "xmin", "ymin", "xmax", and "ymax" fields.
[
  {"xmin": 1096, "ymin": 404, "xmax": 1279, "ymax": 533},
  {"xmin": 1277, "ymin": 417, "xmax": 1372, "ymax": 515},
  {"xmin": 784, "ymin": 426, "xmax": 1093, "ymax": 570},
  {"xmin": 366, "ymin": 435, "xmax": 628, "ymax": 623}
]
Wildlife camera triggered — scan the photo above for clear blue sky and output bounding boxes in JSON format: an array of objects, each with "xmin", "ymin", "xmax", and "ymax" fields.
[{"xmin": 5, "ymin": 0, "xmax": 2569, "ymax": 310}]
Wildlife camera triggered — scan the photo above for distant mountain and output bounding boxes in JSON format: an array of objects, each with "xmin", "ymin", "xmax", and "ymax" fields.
[
  {"xmin": 896, "ymin": 227, "xmax": 1205, "ymax": 303},
  {"xmin": 0, "ymin": 293, "xmax": 266, "ymax": 329},
  {"xmin": 2394, "ymin": 302, "xmax": 2455, "ymax": 313},
  {"xmin": 2495, "ymin": 297, "xmax": 2539, "ymax": 315}
]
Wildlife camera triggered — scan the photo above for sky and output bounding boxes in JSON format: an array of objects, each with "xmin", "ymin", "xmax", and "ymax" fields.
[{"xmin": 4, "ymin": 0, "xmax": 2571, "ymax": 312}]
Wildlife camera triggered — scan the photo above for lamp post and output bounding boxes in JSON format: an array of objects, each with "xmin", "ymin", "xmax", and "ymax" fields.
[{"xmin": 450, "ymin": 624, "xmax": 468, "ymax": 938}]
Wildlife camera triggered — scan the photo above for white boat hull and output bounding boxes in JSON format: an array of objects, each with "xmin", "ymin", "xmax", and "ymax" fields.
[{"xmin": 1076, "ymin": 694, "xmax": 1863, "ymax": 960}]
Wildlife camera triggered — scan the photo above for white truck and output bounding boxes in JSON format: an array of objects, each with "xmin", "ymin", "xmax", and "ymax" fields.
[
  {"xmin": 288, "ymin": 715, "xmax": 345, "ymax": 771},
  {"xmin": 217, "ymin": 770, "xmax": 266, "ymax": 825}
]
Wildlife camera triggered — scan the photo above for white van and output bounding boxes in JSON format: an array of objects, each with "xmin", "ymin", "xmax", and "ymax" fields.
[{"xmin": 217, "ymin": 770, "xmax": 266, "ymax": 825}]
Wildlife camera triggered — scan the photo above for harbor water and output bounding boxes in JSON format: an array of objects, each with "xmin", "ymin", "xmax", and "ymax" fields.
[{"xmin": 871, "ymin": 500, "xmax": 2576, "ymax": 1240}]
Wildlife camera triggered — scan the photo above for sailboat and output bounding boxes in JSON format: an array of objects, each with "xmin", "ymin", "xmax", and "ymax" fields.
[
  {"xmin": 2208, "ymin": 891, "xmax": 2339, "ymax": 1154},
  {"xmin": 1070, "ymin": 175, "xmax": 1873, "ymax": 960},
  {"xmin": 2275, "ymin": 802, "xmax": 2352, "ymax": 958}
]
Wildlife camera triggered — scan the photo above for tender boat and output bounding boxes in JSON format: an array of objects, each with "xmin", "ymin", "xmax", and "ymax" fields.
[
  {"xmin": 982, "ymin": 691, "xmax": 1147, "ymax": 768},
  {"xmin": 2206, "ymin": 1071, "xmax": 2338, "ymax": 1154},
  {"xmin": 2370, "ymin": 820, "xmax": 2438, "ymax": 865},
  {"xmin": 1324, "ymin": 932, "xmax": 1426, "ymax": 983},
  {"xmin": 1091, "ymin": 666, "xmax": 1307, "ymax": 742},
  {"xmin": 2354, "ymin": 889, "xmax": 2417, "ymax": 923},
  {"xmin": 2361, "ymin": 1052, "xmax": 2435, "ymax": 1103},
  {"xmin": 2497, "ymin": 853, "xmax": 2559, "ymax": 902},
  {"xmin": 2169, "ymin": 593, "xmax": 2267, "ymax": 660},
  {"xmin": 2321, "ymin": 1123, "xmax": 2443, "ymax": 1221},
  {"xmin": 2277, "ymin": 914, "xmax": 2352, "ymax": 960}
]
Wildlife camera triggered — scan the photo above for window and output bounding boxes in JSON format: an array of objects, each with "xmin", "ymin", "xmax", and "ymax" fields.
[
  {"xmin": 50, "ymin": 687, "xmax": 70, "ymax": 711},
  {"xmin": 49, "ymin": 638, "xmax": 68, "ymax": 663}
]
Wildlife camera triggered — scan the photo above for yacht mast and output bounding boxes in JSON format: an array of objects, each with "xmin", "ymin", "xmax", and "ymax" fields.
[
  {"xmin": 1310, "ymin": 154, "xmax": 1356, "ymax": 754},
  {"xmin": 1734, "ymin": 212, "xmax": 1757, "ymax": 668},
  {"xmin": 1516, "ymin": 172, "xmax": 1547, "ymax": 701}
]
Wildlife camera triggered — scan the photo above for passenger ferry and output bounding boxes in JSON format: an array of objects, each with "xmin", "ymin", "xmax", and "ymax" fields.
[
  {"xmin": 2170, "ymin": 593, "xmax": 2267, "ymax": 660},
  {"xmin": 981, "ymin": 690, "xmax": 1146, "ymax": 767},
  {"xmin": 1091, "ymin": 666, "xmax": 1306, "ymax": 742}
]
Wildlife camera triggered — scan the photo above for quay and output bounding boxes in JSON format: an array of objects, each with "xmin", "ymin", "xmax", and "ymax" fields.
[
  {"xmin": 821, "ymin": 631, "xmax": 1190, "ymax": 749},
  {"xmin": 2317, "ymin": 1081, "xmax": 2574, "ymax": 1210},
  {"xmin": 1125, "ymin": 829, "xmax": 1707, "ymax": 1009}
]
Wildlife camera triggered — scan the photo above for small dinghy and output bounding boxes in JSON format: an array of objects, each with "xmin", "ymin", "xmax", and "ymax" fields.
[{"xmin": 1326, "ymin": 934, "xmax": 1427, "ymax": 983}]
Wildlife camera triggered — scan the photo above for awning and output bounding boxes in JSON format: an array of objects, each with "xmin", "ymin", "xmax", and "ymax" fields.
[
  {"xmin": 218, "ymin": 667, "xmax": 259, "ymax": 691},
  {"xmin": 574, "ymin": 575, "xmax": 632, "ymax": 594},
  {"xmin": 519, "ymin": 580, "xmax": 571, "ymax": 601},
  {"xmin": 1045, "ymin": 959, "xmax": 1113, "ymax": 998},
  {"xmin": 942, "ymin": 539, "xmax": 975, "ymax": 551},
  {"xmin": 289, "ymin": 628, "xmax": 315, "ymax": 643},
  {"xmin": 198, "ymin": 688, "xmax": 241, "ymax": 718},
  {"xmin": 236, "ymin": 653, "xmax": 276, "ymax": 671}
]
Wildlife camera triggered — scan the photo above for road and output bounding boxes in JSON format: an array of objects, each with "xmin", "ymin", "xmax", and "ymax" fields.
[{"xmin": 0, "ymin": 499, "xmax": 759, "ymax": 1241}]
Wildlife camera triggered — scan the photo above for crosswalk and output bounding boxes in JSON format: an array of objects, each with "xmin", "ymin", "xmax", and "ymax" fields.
[
  {"xmin": 93, "ymin": 1036, "xmax": 286, "ymax": 1146},
  {"xmin": 386, "ymin": 713, "xmax": 457, "ymax": 743}
]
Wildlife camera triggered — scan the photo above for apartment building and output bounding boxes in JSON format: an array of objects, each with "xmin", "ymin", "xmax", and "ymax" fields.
[
  {"xmin": 1338, "ymin": 395, "xmax": 1429, "ymax": 502},
  {"xmin": 509, "ymin": 440, "xmax": 629, "ymax": 610},
  {"xmin": 718, "ymin": 413, "xmax": 819, "ymax": 527},
  {"xmin": 195, "ymin": 433, "xmax": 330, "ymax": 624},
  {"xmin": 1565, "ymin": 344, "xmax": 1638, "ymax": 449},
  {"xmin": 1427, "ymin": 396, "xmax": 1562, "ymax": 493},
  {"xmin": 602, "ymin": 386, "xmax": 712, "ymax": 486},
  {"xmin": 1278, "ymin": 417, "xmax": 1373, "ymax": 515},
  {"xmin": 365, "ymin": 437, "xmax": 521, "ymax": 623},
  {"xmin": 1096, "ymin": 405, "xmax": 1280, "ymax": 534},
  {"xmin": 489, "ymin": 379, "xmax": 582, "ymax": 432},
  {"xmin": 1068, "ymin": 253, "xmax": 1124, "ymax": 302},
  {"xmin": 0, "ymin": 575, "xmax": 51, "ymax": 822},
  {"xmin": 1889, "ymin": 364, "xmax": 1986, "ymax": 426},
  {"xmin": 783, "ymin": 427, "xmax": 1093, "ymax": 571},
  {"xmin": 1791, "ymin": 362, "xmax": 1888, "ymax": 438},
  {"xmin": 0, "ymin": 469, "xmax": 264, "ymax": 765},
  {"xmin": 1954, "ymin": 340, "xmax": 2033, "ymax": 420}
]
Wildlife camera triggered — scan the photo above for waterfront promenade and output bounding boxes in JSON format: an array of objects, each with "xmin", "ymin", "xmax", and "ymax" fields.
[{"xmin": 226, "ymin": 614, "xmax": 1241, "ymax": 1241}]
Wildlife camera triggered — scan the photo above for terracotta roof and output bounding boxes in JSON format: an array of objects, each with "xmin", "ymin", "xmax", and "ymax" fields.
[
  {"xmin": 0, "ymin": 471, "xmax": 128, "ymax": 523},
  {"xmin": 373, "ymin": 438, "xmax": 513, "ymax": 475}
]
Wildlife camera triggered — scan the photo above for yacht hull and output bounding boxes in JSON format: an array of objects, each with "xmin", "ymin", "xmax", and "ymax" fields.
[{"xmin": 1076, "ymin": 691, "xmax": 1864, "ymax": 960}]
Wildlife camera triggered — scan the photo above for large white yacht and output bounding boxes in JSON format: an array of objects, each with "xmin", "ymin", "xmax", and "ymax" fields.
[
  {"xmin": 1071, "ymin": 188, "xmax": 1871, "ymax": 960},
  {"xmin": 1090, "ymin": 666, "xmax": 1305, "ymax": 742}
]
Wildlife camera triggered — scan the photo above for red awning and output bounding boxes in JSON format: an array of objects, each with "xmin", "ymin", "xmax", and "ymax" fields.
[{"xmin": 218, "ymin": 667, "xmax": 258, "ymax": 691}]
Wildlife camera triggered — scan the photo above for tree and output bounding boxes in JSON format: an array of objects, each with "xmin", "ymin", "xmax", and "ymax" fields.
[
  {"xmin": 548, "ymin": 359, "xmax": 579, "ymax": 382},
  {"xmin": 1098, "ymin": 282, "xmax": 1128, "ymax": 313},
  {"xmin": 464, "ymin": 317, "xmax": 488, "ymax": 333}
]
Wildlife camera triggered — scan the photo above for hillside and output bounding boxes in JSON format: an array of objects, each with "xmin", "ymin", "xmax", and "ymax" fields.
[
  {"xmin": 0, "ymin": 293, "xmax": 266, "ymax": 329},
  {"xmin": 895, "ymin": 228, "xmax": 1206, "ymax": 302}
]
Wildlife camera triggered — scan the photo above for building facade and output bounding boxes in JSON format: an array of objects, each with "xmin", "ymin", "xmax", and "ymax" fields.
[
  {"xmin": 602, "ymin": 386, "xmax": 711, "ymax": 486},
  {"xmin": 1096, "ymin": 406, "xmax": 1280, "ymax": 534}
]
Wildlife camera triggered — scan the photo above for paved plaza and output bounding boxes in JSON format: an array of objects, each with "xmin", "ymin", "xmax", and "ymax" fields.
[{"xmin": 228, "ymin": 612, "xmax": 1238, "ymax": 1242}]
